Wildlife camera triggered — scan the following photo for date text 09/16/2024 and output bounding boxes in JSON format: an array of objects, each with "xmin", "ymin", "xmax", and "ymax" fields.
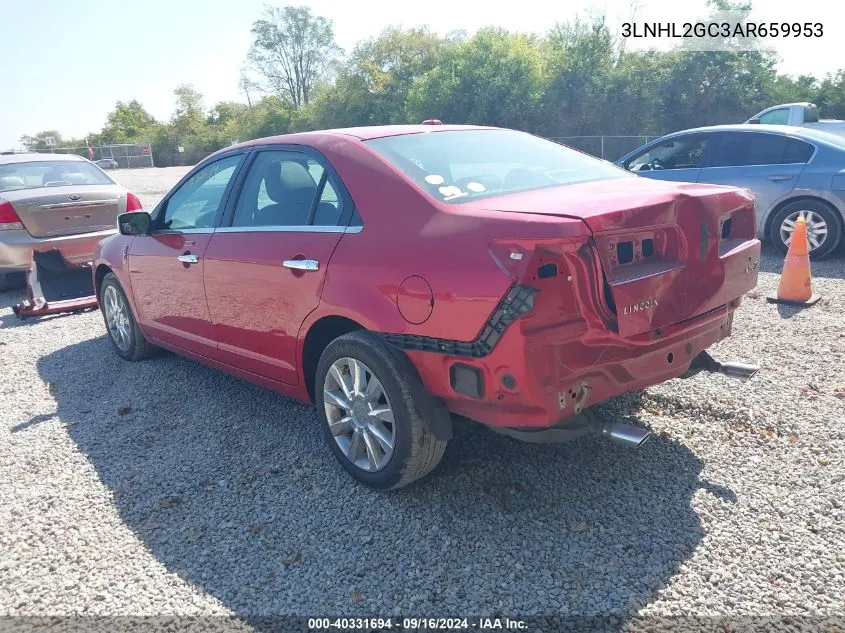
[
  {"xmin": 621, "ymin": 21, "xmax": 823, "ymax": 39},
  {"xmin": 308, "ymin": 617, "xmax": 528, "ymax": 630}
]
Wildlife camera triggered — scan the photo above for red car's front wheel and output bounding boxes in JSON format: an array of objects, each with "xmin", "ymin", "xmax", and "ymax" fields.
[
  {"xmin": 99, "ymin": 273, "xmax": 157, "ymax": 362},
  {"xmin": 315, "ymin": 331, "xmax": 447, "ymax": 489}
]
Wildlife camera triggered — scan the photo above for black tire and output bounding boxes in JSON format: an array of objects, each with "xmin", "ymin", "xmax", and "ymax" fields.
[
  {"xmin": 99, "ymin": 272, "xmax": 158, "ymax": 361},
  {"xmin": 0, "ymin": 272, "xmax": 26, "ymax": 292},
  {"xmin": 769, "ymin": 199, "xmax": 842, "ymax": 260},
  {"xmin": 315, "ymin": 330, "xmax": 447, "ymax": 489}
]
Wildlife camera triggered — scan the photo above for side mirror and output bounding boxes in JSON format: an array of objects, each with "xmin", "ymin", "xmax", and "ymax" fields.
[
  {"xmin": 747, "ymin": 117, "xmax": 761, "ymax": 124},
  {"xmin": 118, "ymin": 211, "xmax": 152, "ymax": 236}
]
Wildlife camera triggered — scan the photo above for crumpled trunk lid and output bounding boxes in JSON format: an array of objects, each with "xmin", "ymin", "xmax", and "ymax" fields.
[{"xmin": 478, "ymin": 178, "xmax": 762, "ymax": 337}]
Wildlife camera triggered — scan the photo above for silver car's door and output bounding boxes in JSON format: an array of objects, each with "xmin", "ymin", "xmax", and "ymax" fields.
[{"xmin": 696, "ymin": 131, "xmax": 813, "ymax": 215}]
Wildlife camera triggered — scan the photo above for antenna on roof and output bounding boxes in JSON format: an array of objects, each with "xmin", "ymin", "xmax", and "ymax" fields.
[{"xmin": 421, "ymin": 119, "xmax": 443, "ymax": 125}]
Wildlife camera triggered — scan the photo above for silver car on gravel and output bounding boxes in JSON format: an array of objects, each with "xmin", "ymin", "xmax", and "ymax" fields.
[
  {"xmin": 616, "ymin": 124, "xmax": 845, "ymax": 259},
  {"xmin": 0, "ymin": 153, "xmax": 139, "ymax": 290}
]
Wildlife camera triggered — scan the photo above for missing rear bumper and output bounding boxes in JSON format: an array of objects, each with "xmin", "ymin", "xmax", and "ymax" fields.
[
  {"xmin": 490, "ymin": 411, "xmax": 653, "ymax": 447},
  {"xmin": 13, "ymin": 250, "xmax": 97, "ymax": 319}
]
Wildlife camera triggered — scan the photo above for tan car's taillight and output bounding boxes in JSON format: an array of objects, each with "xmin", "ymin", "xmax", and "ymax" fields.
[
  {"xmin": 0, "ymin": 199, "xmax": 23, "ymax": 231},
  {"xmin": 125, "ymin": 192, "xmax": 143, "ymax": 211}
]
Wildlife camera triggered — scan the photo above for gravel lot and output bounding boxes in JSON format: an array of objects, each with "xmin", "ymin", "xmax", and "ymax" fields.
[
  {"xmin": 114, "ymin": 166, "xmax": 193, "ymax": 210},
  {"xmin": 1, "ymin": 167, "xmax": 844, "ymax": 630}
]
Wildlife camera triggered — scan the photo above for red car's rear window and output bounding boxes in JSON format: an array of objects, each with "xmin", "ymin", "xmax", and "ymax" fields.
[{"xmin": 365, "ymin": 129, "xmax": 631, "ymax": 204}]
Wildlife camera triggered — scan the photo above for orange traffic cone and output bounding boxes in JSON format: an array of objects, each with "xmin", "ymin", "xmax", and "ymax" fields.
[{"xmin": 766, "ymin": 214, "xmax": 820, "ymax": 306}]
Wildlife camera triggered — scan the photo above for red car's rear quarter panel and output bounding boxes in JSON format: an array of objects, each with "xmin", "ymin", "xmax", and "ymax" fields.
[{"xmin": 311, "ymin": 137, "xmax": 513, "ymax": 341}]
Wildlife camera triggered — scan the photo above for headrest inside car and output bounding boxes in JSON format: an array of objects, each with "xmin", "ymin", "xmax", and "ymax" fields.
[{"xmin": 263, "ymin": 160, "xmax": 317, "ymax": 203}]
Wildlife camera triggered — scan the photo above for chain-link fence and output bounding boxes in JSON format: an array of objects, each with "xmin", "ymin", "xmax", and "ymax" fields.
[
  {"xmin": 3, "ymin": 143, "xmax": 155, "ymax": 168},
  {"xmin": 96, "ymin": 143, "xmax": 154, "ymax": 168},
  {"xmin": 551, "ymin": 136, "xmax": 658, "ymax": 161}
]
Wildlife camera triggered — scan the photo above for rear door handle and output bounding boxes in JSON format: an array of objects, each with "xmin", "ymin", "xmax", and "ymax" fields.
[
  {"xmin": 769, "ymin": 175, "xmax": 793, "ymax": 182},
  {"xmin": 177, "ymin": 254, "xmax": 199, "ymax": 264},
  {"xmin": 283, "ymin": 259, "xmax": 319, "ymax": 271}
]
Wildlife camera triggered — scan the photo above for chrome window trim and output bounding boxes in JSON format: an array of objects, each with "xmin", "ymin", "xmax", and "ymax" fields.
[
  {"xmin": 151, "ymin": 228, "xmax": 215, "ymax": 235},
  {"xmin": 214, "ymin": 225, "xmax": 363, "ymax": 234}
]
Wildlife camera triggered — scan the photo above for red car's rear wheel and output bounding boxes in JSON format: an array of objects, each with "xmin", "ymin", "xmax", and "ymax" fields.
[{"xmin": 315, "ymin": 331, "xmax": 447, "ymax": 489}]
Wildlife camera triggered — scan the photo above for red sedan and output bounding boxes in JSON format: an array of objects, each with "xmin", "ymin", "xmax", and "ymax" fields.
[{"xmin": 92, "ymin": 124, "xmax": 761, "ymax": 489}]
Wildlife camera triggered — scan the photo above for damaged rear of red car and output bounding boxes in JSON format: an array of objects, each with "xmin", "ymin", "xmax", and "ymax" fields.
[{"xmin": 395, "ymin": 179, "xmax": 760, "ymax": 442}]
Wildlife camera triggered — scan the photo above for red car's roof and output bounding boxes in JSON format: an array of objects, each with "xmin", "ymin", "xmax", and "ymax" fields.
[
  {"xmin": 314, "ymin": 124, "xmax": 495, "ymax": 140},
  {"xmin": 225, "ymin": 124, "xmax": 497, "ymax": 152}
]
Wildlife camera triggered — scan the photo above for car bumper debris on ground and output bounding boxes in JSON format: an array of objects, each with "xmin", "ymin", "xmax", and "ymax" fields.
[{"xmin": 0, "ymin": 168, "xmax": 843, "ymax": 628}]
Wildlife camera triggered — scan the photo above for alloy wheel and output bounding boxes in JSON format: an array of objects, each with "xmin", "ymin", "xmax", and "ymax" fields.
[
  {"xmin": 323, "ymin": 357, "xmax": 396, "ymax": 472},
  {"xmin": 780, "ymin": 210, "xmax": 829, "ymax": 251},
  {"xmin": 103, "ymin": 285, "xmax": 131, "ymax": 352}
]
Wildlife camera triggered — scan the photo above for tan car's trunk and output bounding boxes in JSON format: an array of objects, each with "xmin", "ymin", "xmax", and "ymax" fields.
[{"xmin": 4, "ymin": 185, "xmax": 124, "ymax": 238}]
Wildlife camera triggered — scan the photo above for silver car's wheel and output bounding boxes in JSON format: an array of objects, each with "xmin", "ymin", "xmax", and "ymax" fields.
[
  {"xmin": 103, "ymin": 284, "xmax": 131, "ymax": 352},
  {"xmin": 780, "ymin": 210, "xmax": 829, "ymax": 251},
  {"xmin": 323, "ymin": 357, "xmax": 396, "ymax": 472}
]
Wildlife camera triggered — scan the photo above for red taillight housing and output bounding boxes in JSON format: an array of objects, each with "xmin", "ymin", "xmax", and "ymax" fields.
[
  {"xmin": 489, "ymin": 236, "xmax": 596, "ymax": 332},
  {"xmin": 489, "ymin": 240, "xmax": 536, "ymax": 281},
  {"xmin": 125, "ymin": 192, "xmax": 143, "ymax": 211},
  {"xmin": 0, "ymin": 199, "xmax": 23, "ymax": 230}
]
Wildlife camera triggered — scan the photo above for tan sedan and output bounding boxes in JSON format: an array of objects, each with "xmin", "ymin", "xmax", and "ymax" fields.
[{"xmin": 0, "ymin": 153, "xmax": 142, "ymax": 290}]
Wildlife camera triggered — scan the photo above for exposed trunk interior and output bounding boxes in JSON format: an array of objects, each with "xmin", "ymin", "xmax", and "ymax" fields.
[{"xmin": 31, "ymin": 250, "xmax": 95, "ymax": 302}]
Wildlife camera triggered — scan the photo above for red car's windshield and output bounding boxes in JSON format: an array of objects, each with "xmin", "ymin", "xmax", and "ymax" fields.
[{"xmin": 365, "ymin": 129, "xmax": 633, "ymax": 204}]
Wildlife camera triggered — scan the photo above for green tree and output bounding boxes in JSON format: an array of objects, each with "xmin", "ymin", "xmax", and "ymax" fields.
[
  {"xmin": 405, "ymin": 28, "xmax": 544, "ymax": 129},
  {"xmin": 234, "ymin": 96, "xmax": 294, "ymax": 139},
  {"xmin": 309, "ymin": 26, "xmax": 447, "ymax": 128},
  {"xmin": 169, "ymin": 84, "xmax": 208, "ymax": 154},
  {"xmin": 816, "ymin": 71, "xmax": 845, "ymax": 118},
  {"xmin": 20, "ymin": 130, "xmax": 64, "ymax": 150},
  {"xmin": 541, "ymin": 15, "xmax": 616, "ymax": 136},
  {"xmin": 101, "ymin": 100, "xmax": 157, "ymax": 143},
  {"xmin": 246, "ymin": 5, "xmax": 341, "ymax": 108},
  {"xmin": 654, "ymin": 50, "xmax": 776, "ymax": 130},
  {"xmin": 208, "ymin": 101, "xmax": 249, "ymax": 126},
  {"xmin": 172, "ymin": 84, "xmax": 206, "ymax": 131}
]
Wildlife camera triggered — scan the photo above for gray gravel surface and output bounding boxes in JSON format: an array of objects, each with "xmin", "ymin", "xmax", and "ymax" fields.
[
  {"xmin": 1, "ymin": 168, "xmax": 844, "ymax": 630},
  {"xmin": 109, "ymin": 166, "xmax": 192, "ymax": 210}
]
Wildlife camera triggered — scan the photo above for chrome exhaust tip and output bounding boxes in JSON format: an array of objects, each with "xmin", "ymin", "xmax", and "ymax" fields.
[
  {"xmin": 602, "ymin": 422, "xmax": 652, "ymax": 447},
  {"xmin": 716, "ymin": 361, "xmax": 759, "ymax": 381},
  {"xmin": 682, "ymin": 351, "xmax": 760, "ymax": 382}
]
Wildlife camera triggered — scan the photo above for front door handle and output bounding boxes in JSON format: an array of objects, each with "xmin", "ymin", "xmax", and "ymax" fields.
[
  {"xmin": 177, "ymin": 254, "xmax": 199, "ymax": 264},
  {"xmin": 769, "ymin": 175, "xmax": 793, "ymax": 182},
  {"xmin": 283, "ymin": 259, "xmax": 319, "ymax": 271}
]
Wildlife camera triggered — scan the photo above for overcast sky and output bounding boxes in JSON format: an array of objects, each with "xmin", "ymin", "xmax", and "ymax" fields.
[{"xmin": 1, "ymin": 0, "xmax": 841, "ymax": 150}]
